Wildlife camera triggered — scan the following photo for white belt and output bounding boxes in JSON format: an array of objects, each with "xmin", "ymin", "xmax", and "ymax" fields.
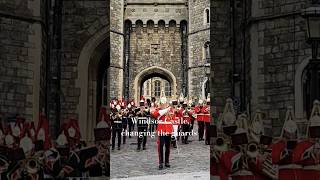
[
  {"xmin": 304, "ymin": 165, "xmax": 320, "ymax": 170},
  {"xmin": 114, "ymin": 121, "xmax": 122, "ymax": 123},
  {"xmin": 278, "ymin": 164, "xmax": 302, "ymax": 170},
  {"xmin": 231, "ymin": 170, "xmax": 254, "ymax": 176}
]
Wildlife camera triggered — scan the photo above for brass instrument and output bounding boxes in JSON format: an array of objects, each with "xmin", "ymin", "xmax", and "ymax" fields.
[
  {"xmin": 247, "ymin": 142, "xmax": 258, "ymax": 158},
  {"xmin": 26, "ymin": 157, "xmax": 40, "ymax": 174},
  {"xmin": 244, "ymin": 110, "xmax": 277, "ymax": 179},
  {"xmin": 261, "ymin": 153, "xmax": 278, "ymax": 179}
]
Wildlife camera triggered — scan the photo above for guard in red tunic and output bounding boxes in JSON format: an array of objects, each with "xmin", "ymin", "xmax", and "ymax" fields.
[
  {"xmin": 292, "ymin": 100, "xmax": 320, "ymax": 180},
  {"xmin": 181, "ymin": 100, "xmax": 194, "ymax": 144},
  {"xmin": 151, "ymin": 92, "xmax": 173, "ymax": 170},
  {"xmin": 36, "ymin": 113, "xmax": 51, "ymax": 150},
  {"xmin": 195, "ymin": 98, "xmax": 205, "ymax": 141},
  {"xmin": 65, "ymin": 118, "xmax": 81, "ymax": 150},
  {"xmin": 271, "ymin": 106, "xmax": 302, "ymax": 180}
]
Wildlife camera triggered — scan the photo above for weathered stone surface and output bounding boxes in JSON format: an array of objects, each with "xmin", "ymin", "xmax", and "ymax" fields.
[
  {"xmin": 211, "ymin": 0, "xmax": 312, "ymax": 135},
  {"xmin": 0, "ymin": 0, "xmax": 46, "ymax": 122}
]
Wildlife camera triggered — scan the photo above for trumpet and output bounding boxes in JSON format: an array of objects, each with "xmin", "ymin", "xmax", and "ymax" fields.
[{"xmin": 26, "ymin": 157, "xmax": 40, "ymax": 174}]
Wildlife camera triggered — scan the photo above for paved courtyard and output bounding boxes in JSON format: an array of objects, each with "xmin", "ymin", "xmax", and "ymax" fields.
[
  {"xmin": 112, "ymin": 172, "xmax": 209, "ymax": 180},
  {"xmin": 110, "ymin": 123, "xmax": 210, "ymax": 179}
]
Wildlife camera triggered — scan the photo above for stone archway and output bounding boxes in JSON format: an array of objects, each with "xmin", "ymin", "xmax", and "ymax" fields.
[
  {"xmin": 133, "ymin": 66, "xmax": 177, "ymax": 103},
  {"xmin": 295, "ymin": 56, "xmax": 311, "ymax": 119},
  {"xmin": 75, "ymin": 27, "xmax": 109, "ymax": 141}
]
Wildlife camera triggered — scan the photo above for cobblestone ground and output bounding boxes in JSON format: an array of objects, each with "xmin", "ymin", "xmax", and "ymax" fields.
[{"xmin": 110, "ymin": 122, "xmax": 210, "ymax": 179}]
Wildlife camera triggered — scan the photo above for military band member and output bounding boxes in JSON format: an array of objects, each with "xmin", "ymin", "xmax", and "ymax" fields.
[
  {"xmin": 151, "ymin": 93, "xmax": 173, "ymax": 170},
  {"xmin": 127, "ymin": 101, "xmax": 135, "ymax": 138},
  {"xmin": 292, "ymin": 100, "xmax": 320, "ymax": 179},
  {"xmin": 180, "ymin": 100, "xmax": 193, "ymax": 144},
  {"xmin": 189, "ymin": 99, "xmax": 196, "ymax": 130},
  {"xmin": 195, "ymin": 99, "xmax": 205, "ymax": 141},
  {"xmin": 121, "ymin": 101, "xmax": 128, "ymax": 144},
  {"xmin": 111, "ymin": 104, "xmax": 123, "ymax": 150},
  {"xmin": 136, "ymin": 97, "xmax": 148, "ymax": 151},
  {"xmin": 271, "ymin": 106, "xmax": 302, "ymax": 180}
]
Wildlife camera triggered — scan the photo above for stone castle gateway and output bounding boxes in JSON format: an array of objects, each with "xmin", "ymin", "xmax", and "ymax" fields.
[{"xmin": 0, "ymin": 0, "xmax": 210, "ymax": 141}]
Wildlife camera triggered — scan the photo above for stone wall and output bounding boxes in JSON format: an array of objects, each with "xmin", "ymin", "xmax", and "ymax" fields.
[
  {"xmin": 0, "ymin": 0, "xmax": 45, "ymax": 123},
  {"xmin": 128, "ymin": 22, "xmax": 183, "ymax": 100},
  {"xmin": 60, "ymin": 0, "xmax": 109, "ymax": 139},
  {"xmin": 124, "ymin": 1, "xmax": 188, "ymax": 25},
  {"xmin": 60, "ymin": 0, "xmax": 109, "ymax": 119},
  {"xmin": 110, "ymin": 0, "xmax": 124, "ymax": 99},
  {"xmin": 210, "ymin": 0, "xmax": 233, "ymax": 114},
  {"xmin": 211, "ymin": 0, "xmax": 312, "ymax": 135},
  {"xmin": 248, "ymin": 0, "xmax": 310, "ymax": 135},
  {"xmin": 188, "ymin": 0, "xmax": 210, "ymax": 99}
]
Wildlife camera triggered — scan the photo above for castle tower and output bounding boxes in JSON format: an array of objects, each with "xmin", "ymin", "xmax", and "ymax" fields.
[{"xmin": 188, "ymin": 0, "xmax": 211, "ymax": 99}]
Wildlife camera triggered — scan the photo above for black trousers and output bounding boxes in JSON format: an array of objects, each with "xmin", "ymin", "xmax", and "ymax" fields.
[
  {"xmin": 158, "ymin": 135, "xmax": 171, "ymax": 164},
  {"xmin": 191, "ymin": 120, "xmax": 195, "ymax": 129},
  {"xmin": 181, "ymin": 124, "xmax": 190, "ymax": 143},
  {"xmin": 205, "ymin": 122, "xmax": 211, "ymax": 144},
  {"xmin": 137, "ymin": 126, "xmax": 147, "ymax": 148},
  {"xmin": 122, "ymin": 124, "xmax": 127, "ymax": 144},
  {"xmin": 198, "ymin": 121, "xmax": 205, "ymax": 140},
  {"xmin": 149, "ymin": 120, "xmax": 155, "ymax": 133},
  {"xmin": 128, "ymin": 118, "xmax": 134, "ymax": 137},
  {"xmin": 112, "ymin": 127, "xmax": 122, "ymax": 148}
]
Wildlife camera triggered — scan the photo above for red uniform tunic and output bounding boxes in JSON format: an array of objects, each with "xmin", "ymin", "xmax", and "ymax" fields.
[
  {"xmin": 201, "ymin": 105, "xmax": 210, "ymax": 123},
  {"xmin": 293, "ymin": 140, "xmax": 320, "ymax": 180},
  {"xmin": 152, "ymin": 108, "xmax": 173, "ymax": 135},
  {"xmin": 195, "ymin": 105, "xmax": 210, "ymax": 122},
  {"xmin": 271, "ymin": 140, "xmax": 303, "ymax": 180},
  {"xmin": 247, "ymin": 155, "xmax": 266, "ymax": 180},
  {"xmin": 195, "ymin": 105, "xmax": 204, "ymax": 122},
  {"xmin": 220, "ymin": 150, "xmax": 242, "ymax": 180}
]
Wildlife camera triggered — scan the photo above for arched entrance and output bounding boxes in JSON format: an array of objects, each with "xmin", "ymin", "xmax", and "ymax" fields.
[
  {"xmin": 133, "ymin": 66, "xmax": 177, "ymax": 103},
  {"xmin": 76, "ymin": 27, "xmax": 110, "ymax": 141}
]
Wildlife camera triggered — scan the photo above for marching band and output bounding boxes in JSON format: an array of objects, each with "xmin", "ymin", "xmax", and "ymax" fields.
[
  {"xmin": 110, "ymin": 91, "xmax": 212, "ymax": 170},
  {"xmin": 0, "ymin": 109, "xmax": 110, "ymax": 179},
  {"xmin": 2, "ymin": 92, "xmax": 320, "ymax": 179},
  {"xmin": 212, "ymin": 99, "xmax": 320, "ymax": 180}
]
